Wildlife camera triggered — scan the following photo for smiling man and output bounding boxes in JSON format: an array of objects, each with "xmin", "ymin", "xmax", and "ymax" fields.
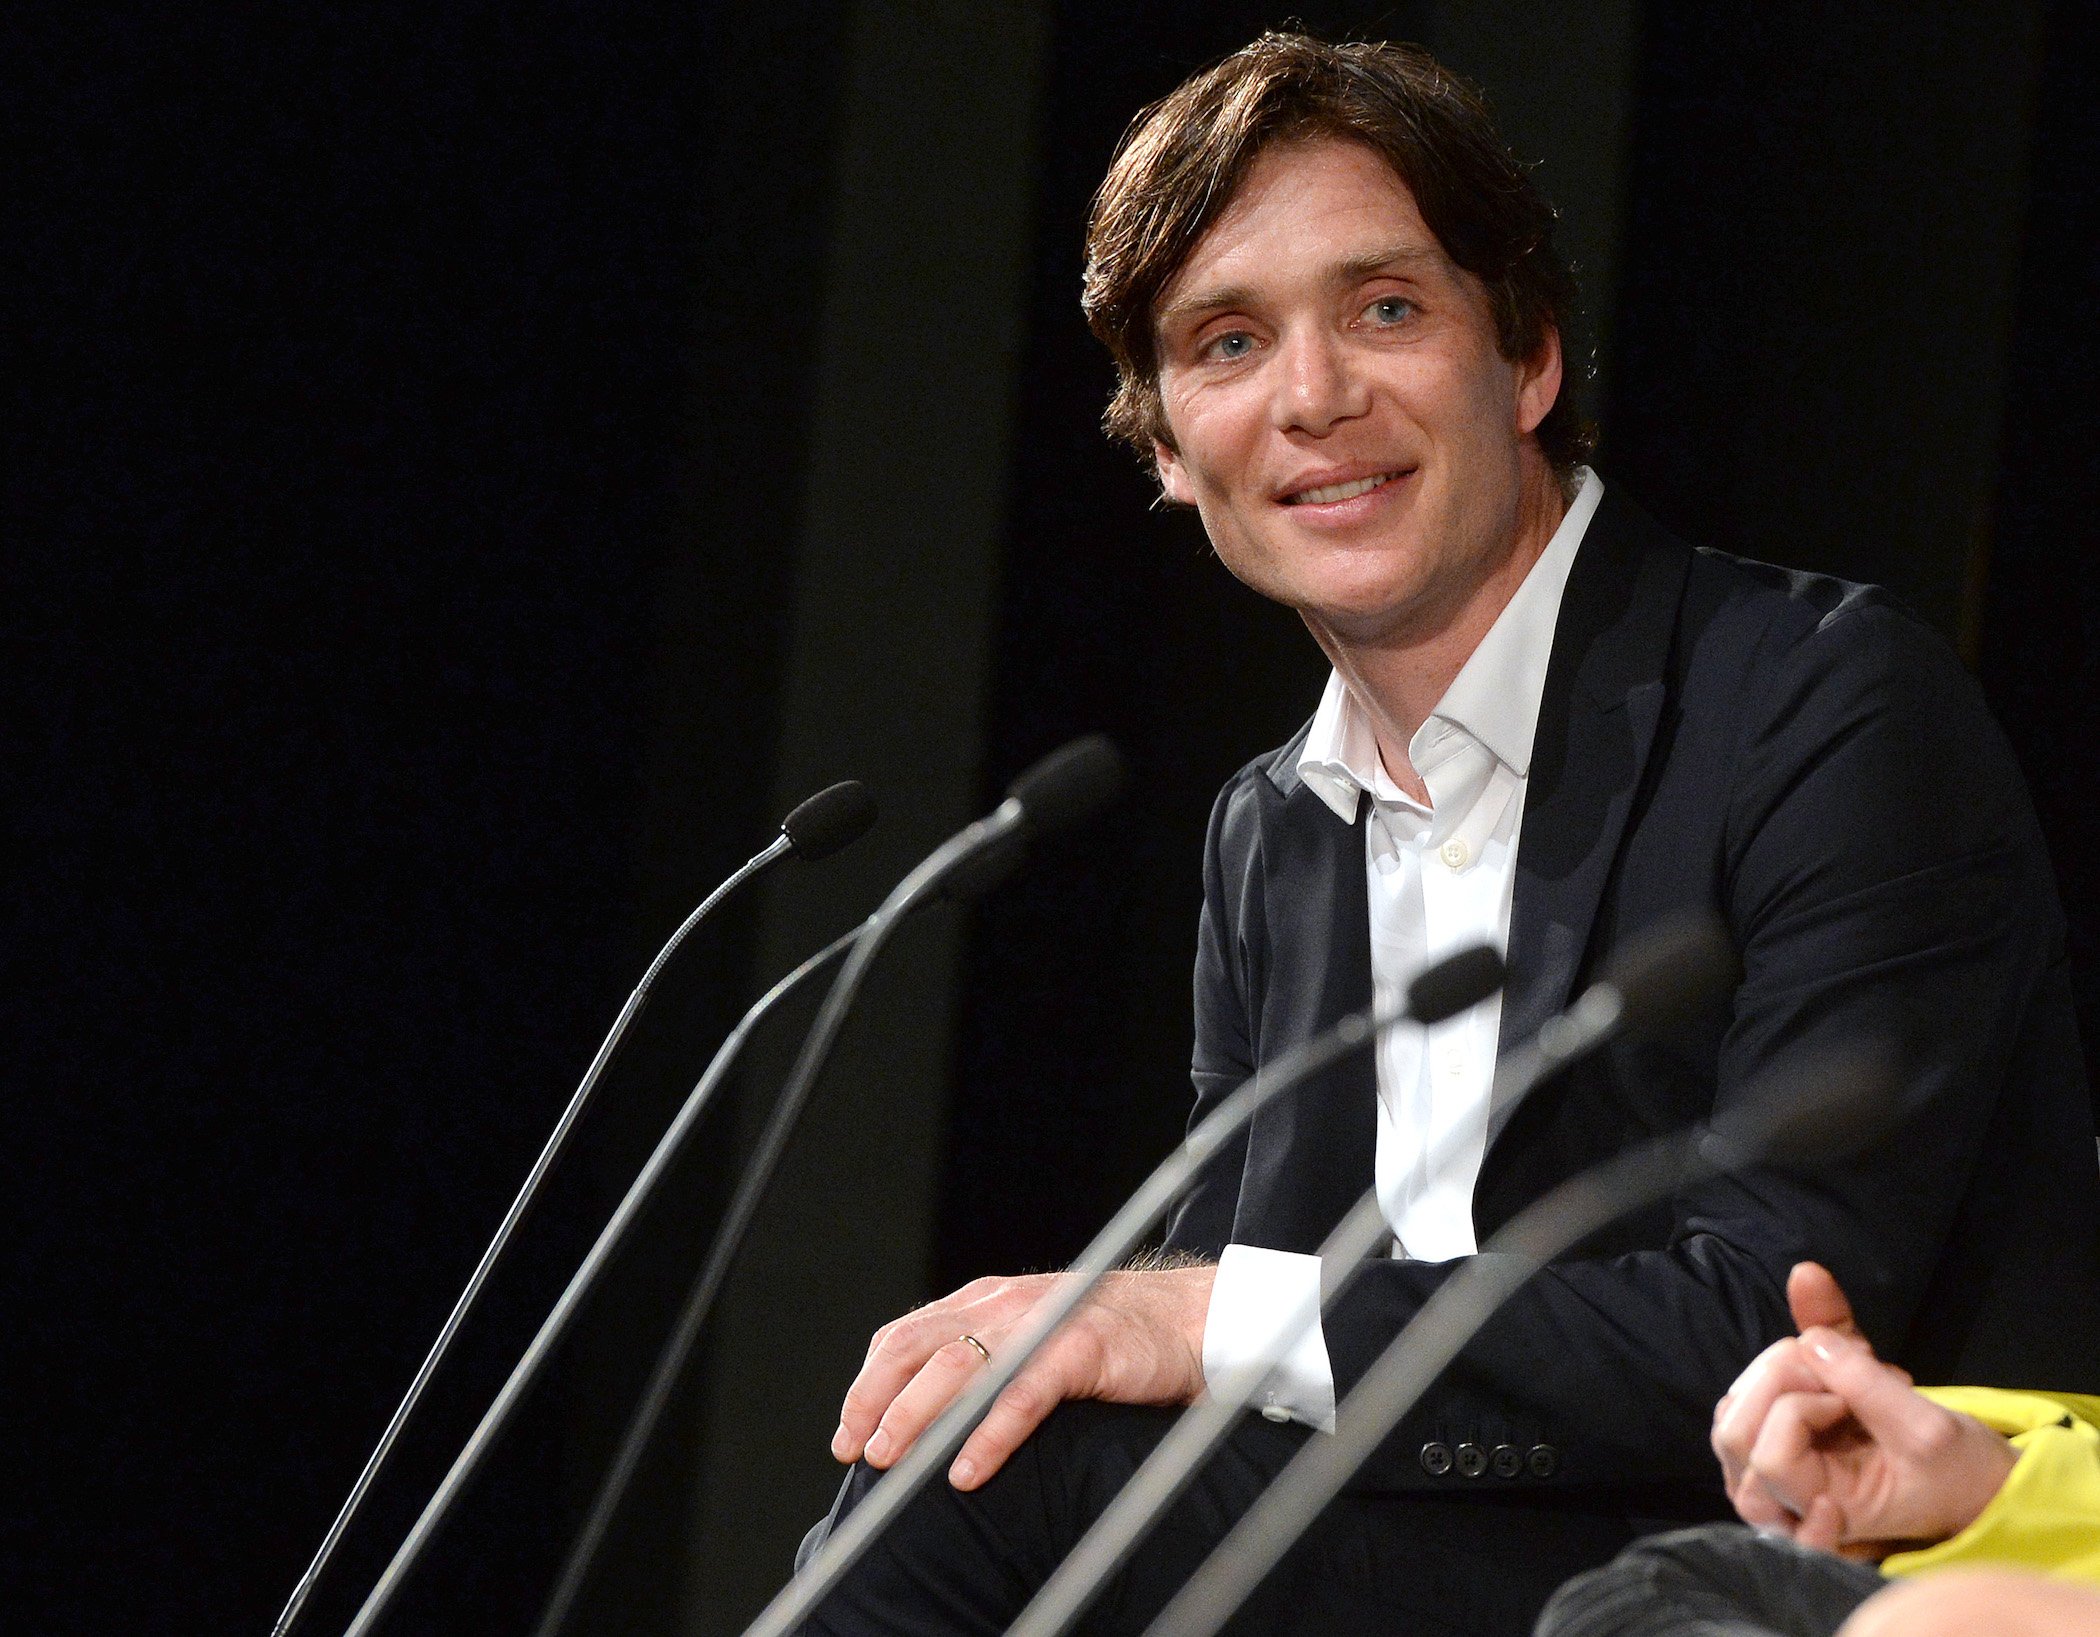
[{"xmin": 793, "ymin": 33, "xmax": 2100, "ymax": 1637}]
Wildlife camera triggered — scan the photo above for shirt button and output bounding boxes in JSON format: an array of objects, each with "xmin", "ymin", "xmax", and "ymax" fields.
[
  {"xmin": 1260, "ymin": 1404, "xmax": 1291, "ymax": 1424},
  {"xmin": 1439, "ymin": 838, "xmax": 1470, "ymax": 869}
]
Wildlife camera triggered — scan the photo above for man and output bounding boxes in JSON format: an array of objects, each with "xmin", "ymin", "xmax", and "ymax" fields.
[
  {"xmin": 1536, "ymin": 1262, "xmax": 2100, "ymax": 1637},
  {"xmin": 798, "ymin": 31, "xmax": 2100, "ymax": 1635}
]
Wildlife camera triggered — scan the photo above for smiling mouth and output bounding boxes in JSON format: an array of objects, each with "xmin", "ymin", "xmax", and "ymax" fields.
[{"xmin": 1282, "ymin": 470, "xmax": 1407, "ymax": 506}]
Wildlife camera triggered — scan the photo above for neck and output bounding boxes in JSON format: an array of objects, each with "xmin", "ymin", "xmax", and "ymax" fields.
[{"xmin": 1311, "ymin": 456, "xmax": 1568, "ymax": 803}]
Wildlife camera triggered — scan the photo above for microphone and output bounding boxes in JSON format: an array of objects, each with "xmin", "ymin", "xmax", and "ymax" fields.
[
  {"xmin": 1005, "ymin": 916, "xmax": 1740, "ymax": 1637},
  {"xmin": 779, "ymin": 780, "xmax": 880, "ymax": 862},
  {"xmin": 741, "ymin": 941, "xmax": 1508, "ymax": 1637},
  {"xmin": 1146, "ymin": 1038, "xmax": 1901, "ymax": 1637},
  {"xmin": 340, "ymin": 739, "xmax": 1122, "ymax": 1637},
  {"xmin": 525, "ymin": 767, "xmax": 1066, "ymax": 1637},
  {"xmin": 268, "ymin": 780, "xmax": 874, "ymax": 1637}
]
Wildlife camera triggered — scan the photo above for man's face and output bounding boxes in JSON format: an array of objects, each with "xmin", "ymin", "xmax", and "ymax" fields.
[{"xmin": 1151, "ymin": 138, "xmax": 1562, "ymax": 648}]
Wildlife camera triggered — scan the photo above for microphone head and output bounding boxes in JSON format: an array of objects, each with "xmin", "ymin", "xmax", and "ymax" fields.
[
  {"xmin": 1006, "ymin": 734, "xmax": 1128, "ymax": 837},
  {"xmin": 1702, "ymin": 1036, "xmax": 1907, "ymax": 1169},
  {"xmin": 781, "ymin": 781, "xmax": 878, "ymax": 861},
  {"xmin": 1600, "ymin": 912, "xmax": 1740, "ymax": 1039},
  {"xmin": 1407, "ymin": 945, "xmax": 1506, "ymax": 1025},
  {"xmin": 937, "ymin": 826, "xmax": 1028, "ymax": 905}
]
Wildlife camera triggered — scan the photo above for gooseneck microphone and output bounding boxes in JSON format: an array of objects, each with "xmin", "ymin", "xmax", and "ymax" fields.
[
  {"xmin": 339, "ymin": 739, "xmax": 1123, "ymax": 1637},
  {"xmin": 267, "ymin": 781, "xmax": 873, "ymax": 1637},
  {"xmin": 1007, "ymin": 916, "xmax": 1740, "ymax": 1637},
  {"xmin": 1146, "ymin": 1036, "xmax": 1901, "ymax": 1637},
  {"xmin": 742, "ymin": 941, "xmax": 1508, "ymax": 1637},
  {"xmin": 527, "ymin": 765, "xmax": 1071, "ymax": 1637}
]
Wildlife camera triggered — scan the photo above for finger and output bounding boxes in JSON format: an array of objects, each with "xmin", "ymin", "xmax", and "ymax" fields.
[
  {"xmin": 949, "ymin": 1356, "xmax": 1071, "ymax": 1490},
  {"xmin": 1787, "ymin": 1261, "xmax": 1863, "ymax": 1341},
  {"xmin": 1713, "ymin": 1339, "xmax": 1820, "ymax": 1486},
  {"xmin": 1798, "ymin": 1329, "xmax": 1946, "ymax": 1456},
  {"xmin": 837, "ymin": 1304, "xmax": 985, "ymax": 1459},
  {"xmin": 1729, "ymin": 1469, "xmax": 1801, "ymax": 1535},
  {"xmin": 1746, "ymin": 1390, "xmax": 1850, "ymax": 1519},
  {"xmin": 1797, "ymin": 1492, "xmax": 1844, "ymax": 1553},
  {"xmin": 861, "ymin": 1336, "xmax": 995, "ymax": 1470},
  {"xmin": 835, "ymin": 1323, "xmax": 945, "ymax": 1459}
]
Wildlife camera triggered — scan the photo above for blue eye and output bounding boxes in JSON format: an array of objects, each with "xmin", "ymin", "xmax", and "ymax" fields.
[
  {"xmin": 1208, "ymin": 331, "xmax": 1255, "ymax": 360},
  {"xmin": 1366, "ymin": 297, "xmax": 1414, "ymax": 326}
]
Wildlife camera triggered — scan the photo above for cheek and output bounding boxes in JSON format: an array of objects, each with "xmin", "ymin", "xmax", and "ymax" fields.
[{"xmin": 1165, "ymin": 386, "xmax": 1263, "ymax": 491}]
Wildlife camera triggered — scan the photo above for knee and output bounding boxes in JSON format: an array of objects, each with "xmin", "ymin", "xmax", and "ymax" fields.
[
  {"xmin": 1841, "ymin": 1572, "xmax": 2100, "ymax": 1637},
  {"xmin": 1534, "ymin": 1551, "xmax": 1664, "ymax": 1637},
  {"xmin": 1533, "ymin": 1524, "xmax": 1826, "ymax": 1637}
]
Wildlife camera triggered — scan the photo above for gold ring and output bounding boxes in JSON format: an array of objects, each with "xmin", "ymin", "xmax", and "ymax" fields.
[{"xmin": 959, "ymin": 1332, "xmax": 991, "ymax": 1366}]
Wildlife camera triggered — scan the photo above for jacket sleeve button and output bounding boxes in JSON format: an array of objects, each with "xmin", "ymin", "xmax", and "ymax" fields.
[
  {"xmin": 1419, "ymin": 1441, "xmax": 1453, "ymax": 1477},
  {"xmin": 1455, "ymin": 1442, "xmax": 1487, "ymax": 1477},
  {"xmin": 1490, "ymin": 1443, "xmax": 1522, "ymax": 1478},
  {"xmin": 1527, "ymin": 1443, "xmax": 1559, "ymax": 1479}
]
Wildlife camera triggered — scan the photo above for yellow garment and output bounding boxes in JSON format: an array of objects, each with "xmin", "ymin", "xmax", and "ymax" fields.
[{"xmin": 1878, "ymin": 1388, "xmax": 2100, "ymax": 1587}]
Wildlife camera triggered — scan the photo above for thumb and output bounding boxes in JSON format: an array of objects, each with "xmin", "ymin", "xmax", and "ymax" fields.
[
  {"xmin": 1788, "ymin": 1261, "xmax": 1862, "ymax": 1341},
  {"xmin": 1799, "ymin": 1329, "xmax": 1943, "ymax": 1453}
]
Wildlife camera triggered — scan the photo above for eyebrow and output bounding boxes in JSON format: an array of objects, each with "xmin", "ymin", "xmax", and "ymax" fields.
[{"xmin": 1157, "ymin": 243, "xmax": 1444, "ymax": 329}]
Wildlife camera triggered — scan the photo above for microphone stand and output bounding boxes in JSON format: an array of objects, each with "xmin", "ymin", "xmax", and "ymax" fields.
[
  {"xmin": 1006, "ymin": 918, "xmax": 1741, "ymax": 1637},
  {"xmin": 343, "ymin": 739, "xmax": 1121, "ymax": 1637},
  {"xmin": 269, "ymin": 800, "xmax": 860, "ymax": 1637},
  {"xmin": 737, "ymin": 944, "xmax": 1506, "ymax": 1637},
  {"xmin": 529, "ymin": 833, "xmax": 1036, "ymax": 1637},
  {"xmin": 331, "ymin": 929, "xmax": 855, "ymax": 1637},
  {"xmin": 1144, "ymin": 1044, "xmax": 1898, "ymax": 1637}
]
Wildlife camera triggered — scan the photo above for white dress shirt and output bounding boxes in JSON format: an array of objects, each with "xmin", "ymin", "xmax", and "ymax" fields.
[{"xmin": 1200, "ymin": 468, "xmax": 1605, "ymax": 1431}]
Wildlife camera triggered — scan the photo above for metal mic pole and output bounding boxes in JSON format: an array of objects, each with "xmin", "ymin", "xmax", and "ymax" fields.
[
  {"xmin": 737, "ymin": 942, "xmax": 1507, "ymax": 1637},
  {"xmin": 340, "ymin": 739, "xmax": 1123, "ymax": 1637},
  {"xmin": 529, "ymin": 817, "xmax": 1039, "ymax": 1637},
  {"xmin": 268, "ymin": 782, "xmax": 873, "ymax": 1637},
  {"xmin": 1007, "ymin": 916, "xmax": 1741, "ymax": 1637},
  {"xmin": 1144, "ymin": 1042, "xmax": 1901, "ymax": 1637},
  {"xmin": 524, "ymin": 738, "xmax": 1125, "ymax": 1637},
  {"xmin": 330, "ymin": 928, "xmax": 855, "ymax": 1637}
]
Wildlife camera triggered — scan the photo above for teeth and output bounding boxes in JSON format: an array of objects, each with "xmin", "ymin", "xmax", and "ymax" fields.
[{"xmin": 1291, "ymin": 472, "xmax": 1396, "ymax": 505}]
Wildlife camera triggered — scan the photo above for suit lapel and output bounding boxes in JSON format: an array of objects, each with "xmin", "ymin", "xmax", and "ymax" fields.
[
  {"xmin": 1489, "ymin": 491, "xmax": 1689, "ymax": 1148},
  {"xmin": 1235, "ymin": 771, "xmax": 1378, "ymax": 1254}
]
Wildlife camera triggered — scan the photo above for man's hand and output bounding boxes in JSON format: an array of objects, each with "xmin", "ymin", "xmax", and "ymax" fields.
[
  {"xmin": 831, "ymin": 1264, "xmax": 1216, "ymax": 1491},
  {"xmin": 1711, "ymin": 1262, "xmax": 2016, "ymax": 1556}
]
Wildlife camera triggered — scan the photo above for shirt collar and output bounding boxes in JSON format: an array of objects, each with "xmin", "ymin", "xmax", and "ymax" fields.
[{"xmin": 1296, "ymin": 467, "xmax": 1604, "ymax": 824}]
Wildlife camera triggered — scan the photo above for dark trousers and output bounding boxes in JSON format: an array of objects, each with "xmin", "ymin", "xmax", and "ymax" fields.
[
  {"xmin": 793, "ymin": 1401, "xmax": 1645, "ymax": 1636},
  {"xmin": 1536, "ymin": 1525, "xmax": 1888, "ymax": 1637}
]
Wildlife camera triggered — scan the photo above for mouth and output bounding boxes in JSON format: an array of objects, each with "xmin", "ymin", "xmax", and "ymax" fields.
[{"xmin": 1279, "ymin": 469, "xmax": 1410, "ymax": 507}]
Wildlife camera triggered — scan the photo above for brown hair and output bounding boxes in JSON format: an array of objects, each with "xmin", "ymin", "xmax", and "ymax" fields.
[{"xmin": 1082, "ymin": 31, "xmax": 1591, "ymax": 475}]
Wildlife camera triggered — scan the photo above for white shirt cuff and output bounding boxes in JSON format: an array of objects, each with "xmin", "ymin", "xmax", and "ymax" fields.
[{"xmin": 1200, "ymin": 1243, "xmax": 1337, "ymax": 1433}]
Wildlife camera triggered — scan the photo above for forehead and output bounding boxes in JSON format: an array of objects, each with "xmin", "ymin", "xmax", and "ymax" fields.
[{"xmin": 1154, "ymin": 137, "xmax": 1453, "ymax": 322}]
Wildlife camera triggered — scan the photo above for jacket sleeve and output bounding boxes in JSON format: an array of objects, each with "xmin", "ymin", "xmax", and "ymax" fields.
[
  {"xmin": 1882, "ymin": 1389, "xmax": 2100, "ymax": 1586},
  {"xmin": 1162, "ymin": 768, "xmax": 1262, "ymax": 1258},
  {"xmin": 1315, "ymin": 600, "xmax": 2083, "ymax": 1496}
]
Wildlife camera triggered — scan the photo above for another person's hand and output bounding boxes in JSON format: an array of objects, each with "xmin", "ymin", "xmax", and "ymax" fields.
[
  {"xmin": 831, "ymin": 1263, "xmax": 1215, "ymax": 1490},
  {"xmin": 1711, "ymin": 1262, "xmax": 2016, "ymax": 1557}
]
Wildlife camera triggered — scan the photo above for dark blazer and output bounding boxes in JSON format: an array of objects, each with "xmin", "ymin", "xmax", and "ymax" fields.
[{"xmin": 1167, "ymin": 487, "xmax": 2100, "ymax": 1505}]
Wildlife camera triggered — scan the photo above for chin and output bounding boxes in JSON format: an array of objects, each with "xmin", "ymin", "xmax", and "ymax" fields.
[{"xmin": 1300, "ymin": 570, "xmax": 1426, "ymax": 624}]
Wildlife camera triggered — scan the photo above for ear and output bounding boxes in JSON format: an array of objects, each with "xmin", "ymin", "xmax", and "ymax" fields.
[
  {"xmin": 1514, "ymin": 324, "xmax": 1564, "ymax": 439},
  {"xmin": 1153, "ymin": 437, "xmax": 1198, "ymax": 506}
]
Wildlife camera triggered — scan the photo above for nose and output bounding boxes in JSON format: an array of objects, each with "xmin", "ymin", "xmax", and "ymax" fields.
[{"xmin": 1271, "ymin": 324, "xmax": 1368, "ymax": 437}]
